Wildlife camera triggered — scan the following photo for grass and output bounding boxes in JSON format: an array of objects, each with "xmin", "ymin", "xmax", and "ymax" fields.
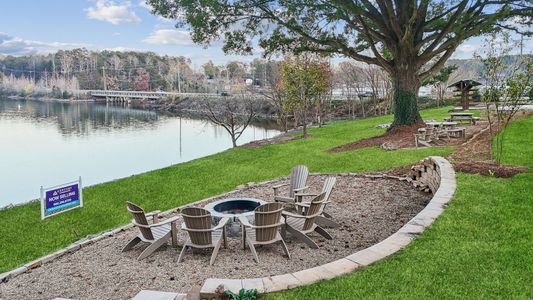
[
  {"xmin": 267, "ymin": 114, "xmax": 533, "ymax": 299},
  {"xmin": 0, "ymin": 107, "xmax": 453, "ymax": 273}
]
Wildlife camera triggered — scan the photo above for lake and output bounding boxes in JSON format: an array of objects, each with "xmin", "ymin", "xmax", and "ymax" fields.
[{"xmin": 0, "ymin": 98, "xmax": 280, "ymax": 207}]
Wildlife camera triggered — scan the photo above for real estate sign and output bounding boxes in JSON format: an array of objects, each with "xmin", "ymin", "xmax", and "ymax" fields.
[{"xmin": 41, "ymin": 177, "xmax": 83, "ymax": 219}]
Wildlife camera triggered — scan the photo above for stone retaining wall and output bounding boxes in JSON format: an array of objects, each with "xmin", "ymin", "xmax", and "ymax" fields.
[{"xmin": 199, "ymin": 156, "xmax": 456, "ymax": 299}]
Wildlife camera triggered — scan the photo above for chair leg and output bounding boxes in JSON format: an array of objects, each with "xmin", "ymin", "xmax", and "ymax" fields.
[
  {"xmin": 281, "ymin": 224, "xmax": 288, "ymax": 240},
  {"xmin": 315, "ymin": 215, "xmax": 339, "ymax": 228},
  {"xmin": 177, "ymin": 245, "xmax": 187, "ymax": 263},
  {"xmin": 314, "ymin": 225, "xmax": 333, "ymax": 240},
  {"xmin": 247, "ymin": 240, "xmax": 260, "ymax": 263},
  {"xmin": 138, "ymin": 234, "xmax": 169, "ymax": 260},
  {"xmin": 122, "ymin": 236, "xmax": 141, "ymax": 252},
  {"xmin": 280, "ymin": 239, "xmax": 291, "ymax": 259},
  {"xmin": 286, "ymin": 225, "xmax": 318, "ymax": 249},
  {"xmin": 210, "ymin": 237, "xmax": 223, "ymax": 266},
  {"xmin": 242, "ymin": 226, "xmax": 246, "ymax": 250},
  {"xmin": 223, "ymin": 227, "xmax": 227, "ymax": 248}
]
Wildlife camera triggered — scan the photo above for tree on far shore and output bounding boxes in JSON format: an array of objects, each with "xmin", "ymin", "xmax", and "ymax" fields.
[
  {"xmin": 202, "ymin": 96, "xmax": 257, "ymax": 147},
  {"xmin": 148, "ymin": 0, "xmax": 533, "ymax": 129}
]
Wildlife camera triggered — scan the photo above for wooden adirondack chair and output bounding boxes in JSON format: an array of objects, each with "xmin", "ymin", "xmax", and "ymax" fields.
[
  {"xmin": 122, "ymin": 201, "xmax": 179, "ymax": 260},
  {"xmin": 294, "ymin": 176, "xmax": 339, "ymax": 228},
  {"xmin": 238, "ymin": 202, "xmax": 290, "ymax": 263},
  {"xmin": 178, "ymin": 207, "xmax": 229, "ymax": 266},
  {"xmin": 273, "ymin": 165, "xmax": 309, "ymax": 204},
  {"xmin": 281, "ymin": 192, "xmax": 332, "ymax": 249}
]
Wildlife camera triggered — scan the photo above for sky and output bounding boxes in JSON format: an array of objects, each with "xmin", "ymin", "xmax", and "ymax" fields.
[{"xmin": 0, "ymin": 0, "xmax": 531, "ymax": 67}]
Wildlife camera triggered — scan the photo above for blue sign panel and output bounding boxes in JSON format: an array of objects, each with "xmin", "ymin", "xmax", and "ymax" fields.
[{"xmin": 41, "ymin": 178, "xmax": 83, "ymax": 219}]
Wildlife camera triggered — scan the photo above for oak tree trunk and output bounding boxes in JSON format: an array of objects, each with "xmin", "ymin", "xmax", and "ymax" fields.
[{"xmin": 390, "ymin": 70, "xmax": 423, "ymax": 127}]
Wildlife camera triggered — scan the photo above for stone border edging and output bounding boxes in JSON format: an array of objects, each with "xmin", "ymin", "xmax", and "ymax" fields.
[{"xmin": 199, "ymin": 156, "xmax": 456, "ymax": 298}]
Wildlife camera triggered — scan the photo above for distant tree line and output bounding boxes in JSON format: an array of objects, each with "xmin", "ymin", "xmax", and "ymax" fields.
[{"xmin": 0, "ymin": 48, "xmax": 283, "ymax": 97}]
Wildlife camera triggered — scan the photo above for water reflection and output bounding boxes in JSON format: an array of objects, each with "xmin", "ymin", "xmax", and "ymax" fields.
[
  {"xmin": 0, "ymin": 98, "xmax": 280, "ymax": 206},
  {"xmin": 0, "ymin": 99, "xmax": 161, "ymax": 136}
]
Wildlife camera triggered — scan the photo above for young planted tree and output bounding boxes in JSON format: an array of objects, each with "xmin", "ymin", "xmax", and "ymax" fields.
[
  {"xmin": 148, "ymin": 0, "xmax": 533, "ymax": 128},
  {"xmin": 477, "ymin": 32, "xmax": 533, "ymax": 163},
  {"xmin": 279, "ymin": 56, "xmax": 331, "ymax": 136}
]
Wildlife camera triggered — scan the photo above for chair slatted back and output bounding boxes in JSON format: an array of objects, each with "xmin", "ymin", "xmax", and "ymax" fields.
[
  {"xmin": 182, "ymin": 207, "xmax": 213, "ymax": 246},
  {"xmin": 127, "ymin": 202, "xmax": 154, "ymax": 240},
  {"xmin": 303, "ymin": 192, "xmax": 326, "ymax": 231},
  {"xmin": 322, "ymin": 177, "xmax": 337, "ymax": 201},
  {"xmin": 254, "ymin": 202, "xmax": 284, "ymax": 242},
  {"xmin": 289, "ymin": 165, "xmax": 309, "ymax": 198}
]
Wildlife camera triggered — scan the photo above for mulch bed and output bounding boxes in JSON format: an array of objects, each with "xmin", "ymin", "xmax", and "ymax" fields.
[
  {"xmin": 0, "ymin": 175, "xmax": 431, "ymax": 300},
  {"xmin": 329, "ymin": 124, "xmax": 422, "ymax": 152},
  {"xmin": 453, "ymin": 161, "xmax": 528, "ymax": 178}
]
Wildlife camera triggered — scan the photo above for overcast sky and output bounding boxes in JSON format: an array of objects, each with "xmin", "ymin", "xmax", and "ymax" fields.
[{"xmin": 1, "ymin": 0, "xmax": 531, "ymax": 66}]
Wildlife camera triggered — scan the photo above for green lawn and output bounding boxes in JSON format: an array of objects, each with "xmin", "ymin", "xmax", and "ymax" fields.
[
  {"xmin": 1, "ymin": 107, "xmax": 529, "ymax": 299},
  {"xmin": 0, "ymin": 107, "xmax": 453, "ymax": 273},
  {"xmin": 267, "ymin": 115, "xmax": 533, "ymax": 299}
]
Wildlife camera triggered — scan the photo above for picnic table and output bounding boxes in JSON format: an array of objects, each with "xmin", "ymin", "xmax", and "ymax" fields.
[
  {"xmin": 425, "ymin": 121, "xmax": 458, "ymax": 128},
  {"xmin": 416, "ymin": 121, "xmax": 466, "ymax": 148},
  {"xmin": 445, "ymin": 112, "xmax": 479, "ymax": 124}
]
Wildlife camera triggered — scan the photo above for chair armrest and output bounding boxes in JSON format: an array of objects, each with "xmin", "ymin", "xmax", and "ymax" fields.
[
  {"xmin": 282, "ymin": 211, "xmax": 307, "ymax": 219},
  {"xmin": 273, "ymin": 183, "xmax": 290, "ymax": 196},
  {"xmin": 145, "ymin": 210, "xmax": 161, "ymax": 217},
  {"xmin": 145, "ymin": 210, "xmax": 161, "ymax": 222},
  {"xmin": 212, "ymin": 217, "xmax": 230, "ymax": 231},
  {"xmin": 149, "ymin": 216, "xmax": 179, "ymax": 227},
  {"xmin": 274, "ymin": 195, "xmax": 295, "ymax": 203},
  {"xmin": 238, "ymin": 216, "xmax": 257, "ymax": 229},
  {"xmin": 272, "ymin": 183, "xmax": 290, "ymax": 189},
  {"xmin": 295, "ymin": 202, "xmax": 310, "ymax": 208},
  {"xmin": 295, "ymin": 193, "xmax": 318, "ymax": 197},
  {"xmin": 293, "ymin": 186, "xmax": 310, "ymax": 193}
]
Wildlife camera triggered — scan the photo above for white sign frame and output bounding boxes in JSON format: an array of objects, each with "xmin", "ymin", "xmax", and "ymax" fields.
[{"xmin": 40, "ymin": 177, "xmax": 83, "ymax": 220}]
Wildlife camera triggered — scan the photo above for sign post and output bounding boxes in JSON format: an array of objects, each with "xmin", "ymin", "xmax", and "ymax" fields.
[{"xmin": 40, "ymin": 177, "xmax": 83, "ymax": 220}]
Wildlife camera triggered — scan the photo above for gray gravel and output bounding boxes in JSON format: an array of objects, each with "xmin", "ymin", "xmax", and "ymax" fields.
[{"xmin": 0, "ymin": 174, "xmax": 430, "ymax": 300}]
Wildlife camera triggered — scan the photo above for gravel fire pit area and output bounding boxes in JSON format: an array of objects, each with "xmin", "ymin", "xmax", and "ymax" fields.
[{"xmin": 0, "ymin": 174, "xmax": 431, "ymax": 300}]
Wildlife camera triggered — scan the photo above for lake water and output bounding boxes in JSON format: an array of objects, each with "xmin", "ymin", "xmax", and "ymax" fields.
[{"xmin": 0, "ymin": 98, "xmax": 280, "ymax": 207}]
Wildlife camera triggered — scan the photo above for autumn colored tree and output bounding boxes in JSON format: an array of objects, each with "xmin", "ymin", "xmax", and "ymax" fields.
[
  {"xmin": 280, "ymin": 56, "xmax": 331, "ymax": 136},
  {"xmin": 133, "ymin": 68, "xmax": 150, "ymax": 91},
  {"xmin": 148, "ymin": 0, "xmax": 533, "ymax": 128}
]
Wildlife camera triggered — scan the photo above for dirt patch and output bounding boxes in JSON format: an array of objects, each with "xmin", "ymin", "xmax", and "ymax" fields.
[
  {"xmin": 449, "ymin": 112, "xmax": 532, "ymax": 178},
  {"xmin": 0, "ymin": 175, "xmax": 430, "ymax": 300},
  {"xmin": 329, "ymin": 122, "xmax": 491, "ymax": 152},
  {"xmin": 453, "ymin": 161, "xmax": 528, "ymax": 178},
  {"xmin": 329, "ymin": 124, "xmax": 422, "ymax": 152}
]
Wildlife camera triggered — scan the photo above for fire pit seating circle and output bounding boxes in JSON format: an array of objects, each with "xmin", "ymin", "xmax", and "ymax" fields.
[{"xmin": 204, "ymin": 198, "xmax": 267, "ymax": 236}]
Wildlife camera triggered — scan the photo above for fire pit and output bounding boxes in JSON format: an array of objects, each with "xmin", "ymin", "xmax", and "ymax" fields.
[{"xmin": 204, "ymin": 198, "xmax": 267, "ymax": 236}]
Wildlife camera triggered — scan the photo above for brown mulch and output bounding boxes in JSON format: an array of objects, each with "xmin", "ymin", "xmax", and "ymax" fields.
[
  {"xmin": 453, "ymin": 161, "xmax": 528, "ymax": 178},
  {"xmin": 448, "ymin": 113, "xmax": 531, "ymax": 178},
  {"xmin": 329, "ymin": 124, "xmax": 422, "ymax": 152},
  {"xmin": 329, "ymin": 122, "xmax": 491, "ymax": 152}
]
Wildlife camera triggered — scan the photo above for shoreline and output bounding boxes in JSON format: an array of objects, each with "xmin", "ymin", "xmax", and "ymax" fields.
[
  {"xmin": 0, "ymin": 126, "xmax": 288, "ymax": 211},
  {"xmin": 4, "ymin": 95, "xmax": 95, "ymax": 102}
]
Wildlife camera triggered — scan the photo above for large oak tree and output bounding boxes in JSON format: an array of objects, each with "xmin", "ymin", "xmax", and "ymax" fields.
[{"xmin": 148, "ymin": 0, "xmax": 532, "ymax": 127}]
